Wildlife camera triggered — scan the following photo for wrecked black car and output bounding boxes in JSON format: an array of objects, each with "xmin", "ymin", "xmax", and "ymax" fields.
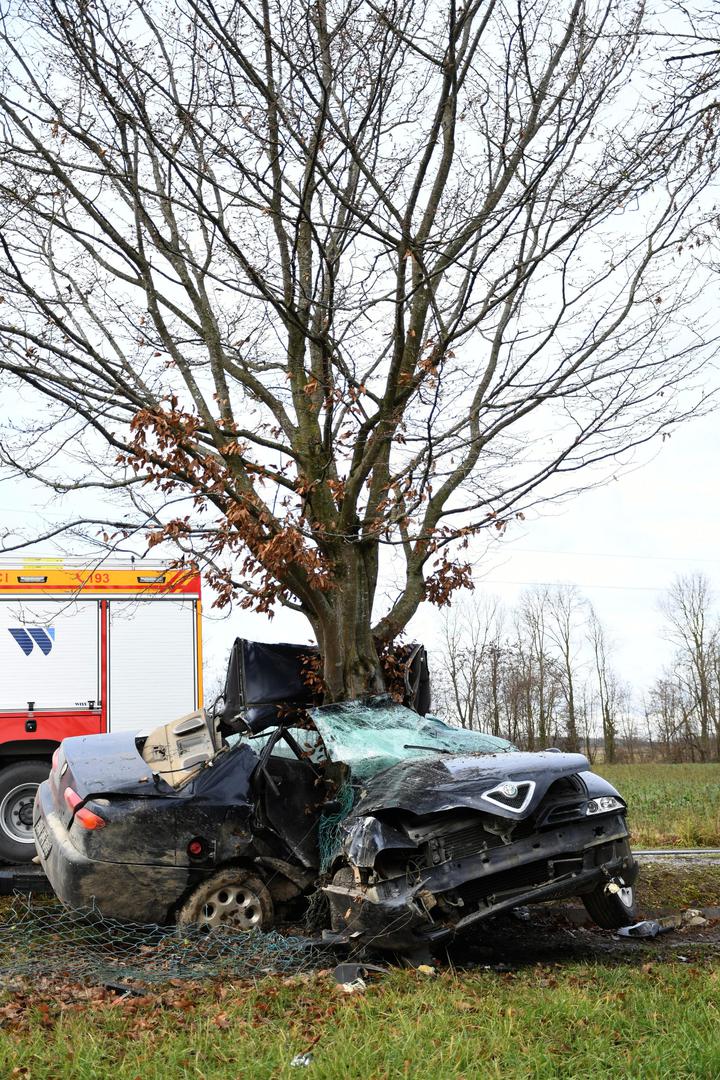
[{"xmin": 34, "ymin": 639, "xmax": 638, "ymax": 951}]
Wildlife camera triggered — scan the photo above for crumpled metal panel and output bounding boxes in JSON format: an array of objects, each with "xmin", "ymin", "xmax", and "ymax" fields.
[
  {"xmin": 309, "ymin": 696, "xmax": 514, "ymax": 781},
  {"xmin": 343, "ymin": 814, "xmax": 419, "ymax": 868},
  {"xmin": 351, "ymin": 749, "xmax": 590, "ymax": 820}
]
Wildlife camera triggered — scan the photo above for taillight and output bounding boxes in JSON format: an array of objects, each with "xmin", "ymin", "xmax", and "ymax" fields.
[{"xmin": 63, "ymin": 787, "xmax": 106, "ymax": 830}]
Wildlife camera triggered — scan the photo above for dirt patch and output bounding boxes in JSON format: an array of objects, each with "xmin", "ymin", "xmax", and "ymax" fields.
[
  {"xmin": 443, "ymin": 860, "xmax": 720, "ymax": 970},
  {"xmin": 445, "ymin": 907, "xmax": 720, "ymax": 971}
]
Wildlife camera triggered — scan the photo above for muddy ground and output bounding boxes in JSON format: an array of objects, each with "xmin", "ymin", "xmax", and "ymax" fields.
[
  {"xmin": 440, "ymin": 857, "xmax": 720, "ymax": 971},
  {"xmin": 443, "ymin": 906, "xmax": 720, "ymax": 972}
]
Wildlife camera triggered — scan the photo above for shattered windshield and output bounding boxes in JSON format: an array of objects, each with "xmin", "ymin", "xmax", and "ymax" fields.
[{"xmin": 308, "ymin": 696, "xmax": 514, "ymax": 781}]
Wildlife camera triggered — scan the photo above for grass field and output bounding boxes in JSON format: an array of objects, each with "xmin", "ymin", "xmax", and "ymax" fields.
[
  {"xmin": 2, "ymin": 962, "xmax": 720, "ymax": 1079},
  {"xmin": 597, "ymin": 763, "xmax": 720, "ymax": 849}
]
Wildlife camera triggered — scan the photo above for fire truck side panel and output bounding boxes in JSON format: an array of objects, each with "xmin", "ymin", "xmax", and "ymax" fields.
[
  {"xmin": 0, "ymin": 714, "xmax": 103, "ymax": 754},
  {"xmin": 108, "ymin": 599, "xmax": 198, "ymax": 732},
  {"xmin": 0, "ymin": 600, "xmax": 100, "ymax": 712},
  {"xmin": 0, "ymin": 564, "xmax": 202, "ymax": 863}
]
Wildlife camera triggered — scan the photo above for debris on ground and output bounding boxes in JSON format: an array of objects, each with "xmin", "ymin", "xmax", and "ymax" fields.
[
  {"xmin": 332, "ymin": 962, "xmax": 387, "ymax": 984},
  {"xmin": 2, "ymin": 890, "xmax": 719, "ymax": 997},
  {"xmin": 337, "ymin": 977, "xmax": 366, "ymax": 994},
  {"xmin": 511, "ymin": 906, "xmax": 531, "ymax": 922},
  {"xmin": 681, "ymin": 909, "xmax": 710, "ymax": 928},
  {"xmin": 290, "ymin": 1053, "xmax": 314, "ymax": 1068},
  {"xmin": 617, "ymin": 920, "xmax": 671, "ymax": 939}
]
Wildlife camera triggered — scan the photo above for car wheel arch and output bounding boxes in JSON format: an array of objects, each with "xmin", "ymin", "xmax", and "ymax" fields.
[
  {"xmin": 175, "ymin": 865, "xmax": 275, "ymax": 931},
  {"xmin": 172, "ymin": 855, "xmax": 280, "ymax": 915}
]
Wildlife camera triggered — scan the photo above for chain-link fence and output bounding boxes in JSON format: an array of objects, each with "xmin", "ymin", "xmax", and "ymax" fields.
[{"xmin": 0, "ymin": 894, "xmax": 334, "ymax": 988}]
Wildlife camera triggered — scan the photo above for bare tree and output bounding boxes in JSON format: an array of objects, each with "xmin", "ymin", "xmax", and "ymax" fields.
[
  {"xmin": 434, "ymin": 594, "xmax": 503, "ymax": 729},
  {"xmin": 520, "ymin": 587, "xmax": 563, "ymax": 748},
  {"xmin": 0, "ymin": 0, "xmax": 716, "ymax": 699},
  {"xmin": 546, "ymin": 585, "xmax": 586, "ymax": 751},
  {"xmin": 660, "ymin": 573, "xmax": 717, "ymax": 760},
  {"xmin": 616, "ymin": 681, "xmax": 639, "ymax": 762},
  {"xmin": 587, "ymin": 605, "xmax": 618, "ymax": 763}
]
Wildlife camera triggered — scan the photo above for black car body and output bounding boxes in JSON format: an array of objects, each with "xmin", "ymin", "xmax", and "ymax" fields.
[{"xmin": 34, "ymin": 642, "xmax": 638, "ymax": 949}]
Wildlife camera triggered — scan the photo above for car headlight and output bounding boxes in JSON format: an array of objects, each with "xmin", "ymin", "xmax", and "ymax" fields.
[{"xmin": 586, "ymin": 796, "xmax": 624, "ymax": 815}]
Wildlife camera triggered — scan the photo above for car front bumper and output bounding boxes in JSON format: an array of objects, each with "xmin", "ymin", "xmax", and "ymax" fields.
[{"xmin": 323, "ymin": 814, "xmax": 637, "ymax": 950}]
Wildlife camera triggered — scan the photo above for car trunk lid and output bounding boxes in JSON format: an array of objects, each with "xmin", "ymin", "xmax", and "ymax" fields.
[{"xmin": 51, "ymin": 731, "xmax": 175, "ymax": 829}]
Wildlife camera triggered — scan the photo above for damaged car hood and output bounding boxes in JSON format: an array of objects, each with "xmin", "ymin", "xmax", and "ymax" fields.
[{"xmin": 352, "ymin": 750, "xmax": 590, "ymax": 820}]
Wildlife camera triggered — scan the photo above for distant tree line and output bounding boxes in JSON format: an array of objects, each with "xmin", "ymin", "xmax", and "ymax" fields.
[{"xmin": 432, "ymin": 573, "xmax": 720, "ymax": 763}]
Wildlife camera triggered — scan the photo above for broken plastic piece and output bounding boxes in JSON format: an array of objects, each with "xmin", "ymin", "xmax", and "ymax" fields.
[
  {"xmin": 103, "ymin": 981, "xmax": 146, "ymax": 997},
  {"xmin": 290, "ymin": 1053, "xmax": 314, "ymax": 1068},
  {"xmin": 511, "ymin": 906, "xmax": 531, "ymax": 922},
  {"xmin": 332, "ymin": 962, "xmax": 387, "ymax": 984},
  {"xmin": 617, "ymin": 920, "xmax": 663, "ymax": 938}
]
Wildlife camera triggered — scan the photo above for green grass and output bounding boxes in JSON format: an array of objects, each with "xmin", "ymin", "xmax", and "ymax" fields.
[
  {"xmin": 596, "ymin": 764, "xmax": 720, "ymax": 849},
  {"xmin": 2, "ymin": 963, "xmax": 720, "ymax": 1079}
]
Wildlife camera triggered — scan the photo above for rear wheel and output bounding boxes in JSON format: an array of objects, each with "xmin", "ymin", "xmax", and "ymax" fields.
[
  {"xmin": 0, "ymin": 760, "xmax": 50, "ymax": 863},
  {"xmin": 582, "ymin": 877, "xmax": 638, "ymax": 929},
  {"xmin": 176, "ymin": 869, "xmax": 274, "ymax": 932}
]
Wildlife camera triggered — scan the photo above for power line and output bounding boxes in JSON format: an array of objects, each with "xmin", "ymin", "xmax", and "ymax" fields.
[
  {"xmin": 479, "ymin": 578, "xmax": 666, "ymax": 593},
  {"xmin": 495, "ymin": 546, "xmax": 720, "ymax": 565},
  {"xmin": 0, "ymin": 508, "xmax": 55, "ymax": 515}
]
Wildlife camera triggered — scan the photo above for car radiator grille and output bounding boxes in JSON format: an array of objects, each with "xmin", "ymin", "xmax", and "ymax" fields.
[
  {"xmin": 443, "ymin": 821, "xmax": 503, "ymax": 860},
  {"xmin": 458, "ymin": 860, "xmax": 552, "ymax": 902},
  {"xmin": 417, "ymin": 775, "xmax": 587, "ymax": 867},
  {"xmin": 426, "ymin": 818, "xmax": 537, "ymax": 865},
  {"xmin": 543, "ymin": 804, "xmax": 585, "ymax": 825},
  {"xmin": 457, "ymin": 854, "xmax": 585, "ymax": 904},
  {"xmin": 537, "ymin": 775, "xmax": 586, "ymax": 826}
]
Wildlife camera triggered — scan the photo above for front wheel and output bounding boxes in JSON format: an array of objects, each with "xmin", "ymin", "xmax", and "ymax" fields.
[
  {"xmin": 582, "ymin": 877, "xmax": 638, "ymax": 929},
  {"xmin": 0, "ymin": 760, "xmax": 50, "ymax": 863}
]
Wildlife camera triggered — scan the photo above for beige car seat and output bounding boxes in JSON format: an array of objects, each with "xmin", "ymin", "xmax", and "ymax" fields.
[{"xmin": 141, "ymin": 709, "xmax": 222, "ymax": 788}]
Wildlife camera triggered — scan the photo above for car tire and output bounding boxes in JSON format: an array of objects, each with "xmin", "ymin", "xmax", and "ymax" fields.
[
  {"xmin": 0, "ymin": 760, "xmax": 50, "ymax": 864},
  {"xmin": 582, "ymin": 877, "xmax": 638, "ymax": 929},
  {"xmin": 176, "ymin": 869, "xmax": 274, "ymax": 932}
]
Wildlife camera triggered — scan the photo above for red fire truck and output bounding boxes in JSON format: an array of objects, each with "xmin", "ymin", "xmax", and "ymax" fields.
[{"xmin": 0, "ymin": 561, "xmax": 203, "ymax": 862}]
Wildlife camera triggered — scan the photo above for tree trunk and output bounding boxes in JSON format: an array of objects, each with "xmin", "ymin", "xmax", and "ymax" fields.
[
  {"xmin": 564, "ymin": 666, "xmax": 579, "ymax": 753},
  {"xmin": 602, "ymin": 703, "xmax": 616, "ymax": 764},
  {"xmin": 311, "ymin": 546, "xmax": 386, "ymax": 701}
]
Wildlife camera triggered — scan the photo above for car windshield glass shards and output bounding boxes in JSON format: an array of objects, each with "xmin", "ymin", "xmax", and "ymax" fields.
[{"xmin": 308, "ymin": 696, "xmax": 514, "ymax": 781}]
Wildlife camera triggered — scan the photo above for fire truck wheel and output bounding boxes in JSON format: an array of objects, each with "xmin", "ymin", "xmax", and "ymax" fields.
[{"xmin": 0, "ymin": 761, "xmax": 50, "ymax": 863}]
